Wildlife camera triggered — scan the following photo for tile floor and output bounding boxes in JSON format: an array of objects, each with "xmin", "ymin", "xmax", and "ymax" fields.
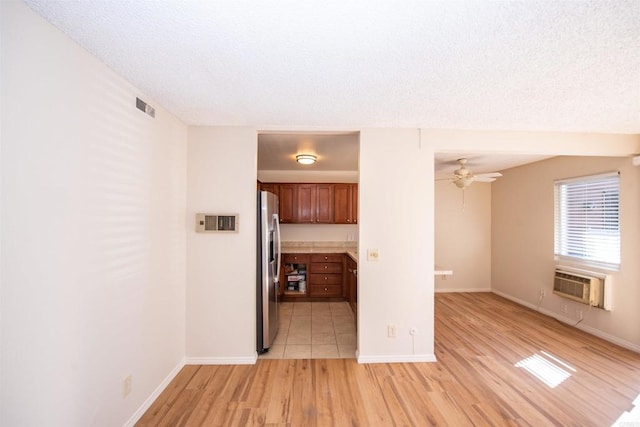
[{"xmin": 259, "ymin": 301, "xmax": 357, "ymax": 359}]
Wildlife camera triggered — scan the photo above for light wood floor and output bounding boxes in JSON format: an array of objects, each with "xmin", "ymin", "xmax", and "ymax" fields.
[{"xmin": 136, "ymin": 293, "xmax": 640, "ymax": 426}]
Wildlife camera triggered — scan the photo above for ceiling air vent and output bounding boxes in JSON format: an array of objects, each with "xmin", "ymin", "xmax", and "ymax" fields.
[{"xmin": 136, "ymin": 97, "xmax": 155, "ymax": 118}]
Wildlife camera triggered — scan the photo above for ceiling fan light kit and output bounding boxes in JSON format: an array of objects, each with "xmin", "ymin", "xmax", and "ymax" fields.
[
  {"xmin": 454, "ymin": 176, "xmax": 474, "ymax": 189},
  {"xmin": 437, "ymin": 158, "xmax": 503, "ymax": 198}
]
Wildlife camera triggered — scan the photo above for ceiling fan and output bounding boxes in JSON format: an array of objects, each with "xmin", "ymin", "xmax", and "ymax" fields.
[{"xmin": 437, "ymin": 158, "xmax": 502, "ymax": 189}]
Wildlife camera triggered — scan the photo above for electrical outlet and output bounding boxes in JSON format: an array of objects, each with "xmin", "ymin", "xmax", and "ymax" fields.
[
  {"xmin": 561, "ymin": 304, "xmax": 568, "ymax": 314},
  {"xmin": 123, "ymin": 375, "xmax": 132, "ymax": 398},
  {"xmin": 409, "ymin": 327, "xmax": 417, "ymax": 336},
  {"xmin": 540, "ymin": 289, "xmax": 546, "ymax": 297},
  {"xmin": 367, "ymin": 249, "xmax": 379, "ymax": 262},
  {"xmin": 387, "ymin": 324, "xmax": 396, "ymax": 338},
  {"xmin": 576, "ymin": 309, "xmax": 583, "ymax": 320}
]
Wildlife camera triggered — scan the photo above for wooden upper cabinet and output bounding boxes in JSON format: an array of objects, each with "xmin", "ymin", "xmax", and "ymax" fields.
[
  {"xmin": 297, "ymin": 184, "xmax": 315, "ymax": 223},
  {"xmin": 259, "ymin": 182, "xmax": 279, "ymax": 196},
  {"xmin": 296, "ymin": 184, "xmax": 333, "ymax": 223},
  {"xmin": 278, "ymin": 184, "xmax": 297, "ymax": 223},
  {"xmin": 261, "ymin": 182, "xmax": 352, "ymax": 224},
  {"xmin": 315, "ymin": 184, "xmax": 334, "ymax": 223},
  {"xmin": 351, "ymin": 184, "xmax": 358, "ymax": 224},
  {"xmin": 333, "ymin": 183, "xmax": 358, "ymax": 224}
]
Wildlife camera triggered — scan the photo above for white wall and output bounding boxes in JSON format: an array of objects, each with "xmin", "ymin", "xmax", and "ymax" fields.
[
  {"xmin": 186, "ymin": 127, "xmax": 258, "ymax": 362},
  {"xmin": 1, "ymin": 2, "xmax": 187, "ymax": 426},
  {"xmin": 358, "ymin": 129, "xmax": 435, "ymax": 362},
  {"xmin": 492, "ymin": 156, "xmax": 640, "ymax": 350},
  {"xmin": 434, "ymin": 181, "xmax": 491, "ymax": 292}
]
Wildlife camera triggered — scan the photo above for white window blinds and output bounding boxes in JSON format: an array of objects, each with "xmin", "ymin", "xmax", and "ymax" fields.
[{"xmin": 554, "ymin": 172, "xmax": 620, "ymax": 269}]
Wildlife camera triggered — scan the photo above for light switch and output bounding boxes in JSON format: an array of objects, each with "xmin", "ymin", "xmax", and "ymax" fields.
[{"xmin": 367, "ymin": 249, "xmax": 379, "ymax": 262}]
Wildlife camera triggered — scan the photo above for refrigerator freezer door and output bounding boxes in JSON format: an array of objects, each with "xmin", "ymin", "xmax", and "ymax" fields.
[{"xmin": 257, "ymin": 191, "xmax": 280, "ymax": 353}]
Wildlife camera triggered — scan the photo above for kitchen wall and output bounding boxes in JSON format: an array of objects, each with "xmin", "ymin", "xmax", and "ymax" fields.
[
  {"xmin": 280, "ymin": 224, "xmax": 358, "ymax": 242},
  {"xmin": 1, "ymin": 2, "xmax": 188, "ymax": 426},
  {"xmin": 434, "ymin": 180, "xmax": 491, "ymax": 292},
  {"xmin": 258, "ymin": 170, "xmax": 358, "ymax": 183},
  {"xmin": 492, "ymin": 156, "xmax": 640, "ymax": 351}
]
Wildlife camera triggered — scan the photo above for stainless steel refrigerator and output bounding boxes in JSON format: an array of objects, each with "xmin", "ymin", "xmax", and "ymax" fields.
[{"xmin": 257, "ymin": 190, "xmax": 281, "ymax": 353}]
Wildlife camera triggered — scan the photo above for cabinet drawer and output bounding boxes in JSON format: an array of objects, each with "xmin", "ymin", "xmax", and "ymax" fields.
[
  {"xmin": 310, "ymin": 254, "xmax": 343, "ymax": 263},
  {"xmin": 309, "ymin": 273, "xmax": 342, "ymax": 285},
  {"xmin": 309, "ymin": 284, "xmax": 342, "ymax": 297},
  {"xmin": 309, "ymin": 262, "xmax": 342, "ymax": 274},
  {"xmin": 283, "ymin": 253, "xmax": 309, "ymax": 263}
]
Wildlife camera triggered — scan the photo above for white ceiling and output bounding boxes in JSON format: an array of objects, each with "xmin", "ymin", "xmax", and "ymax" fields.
[
  {"xmin": 433, "ymin": 153, "xmax": 553, "ymax": 178},
  {"xmin": 257, "ymin": 133, "xmax": 551, "ymax": 174},
  {"xmin": 25, "ymin": 1, "xmax": 640, "ymax": 133},
  {"xmin": 23, "ymin": 1, "xmax": 640, "ymax": 173},
  {"xmin": 258, "ymin": 132, "xmax": 359, "ymax": 171}
]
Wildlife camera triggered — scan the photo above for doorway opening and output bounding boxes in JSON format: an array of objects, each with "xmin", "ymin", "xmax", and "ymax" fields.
[{"xmin": 257, "ymin": 131, "xmax": 360, "ymax": 359}]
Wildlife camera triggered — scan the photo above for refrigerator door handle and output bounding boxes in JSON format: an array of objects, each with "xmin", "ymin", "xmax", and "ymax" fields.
[{"xmin": 273, "ymin": 213, "xmax": 282, "ymax": 281}]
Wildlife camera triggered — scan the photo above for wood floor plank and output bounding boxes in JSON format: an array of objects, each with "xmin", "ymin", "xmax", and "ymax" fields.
[
  {"xmin": 137, "ymin": 293, "xmax": 640, "ymax": 426},
  {"xmin": 136, "ymin": 364, "xmax": 201, "ymax": 426}
]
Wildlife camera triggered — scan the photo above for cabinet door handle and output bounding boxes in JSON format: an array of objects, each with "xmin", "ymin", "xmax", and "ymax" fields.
[
  {"xmin": 324, "ymin": 287, "xmax": 328, "ymax": 291},
  {"xmin": 347, "ymin": 219, "xmax": 351, "ymax": 223},
  {"xmin": 324, "ymin": 276, "xmax": 328, "ymax": 280},
  {"xmin": 324, "ymin": 256, "xmax": 328, "ymax": 260},
  {"xmin": 324, "ymin": 265, "xmax": 328, "ymax": 269}
]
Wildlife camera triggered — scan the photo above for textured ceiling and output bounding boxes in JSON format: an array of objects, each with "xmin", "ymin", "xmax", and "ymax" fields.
[{"xmin": 25, "ymin": 0, "xmax": 640, "ymax": 134}]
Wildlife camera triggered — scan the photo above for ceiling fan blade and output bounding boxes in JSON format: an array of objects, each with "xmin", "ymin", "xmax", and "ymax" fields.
[
  {"xmin": 435, "ymin": 177, "xmax": 455, "ymax": 181},
  {"xmin": 474, "ymin": 177, "xmax": 497, "ymax": 183},
  {"xmin": 475, "ymin": 172, "xmax": 502, "ymax": 178}
]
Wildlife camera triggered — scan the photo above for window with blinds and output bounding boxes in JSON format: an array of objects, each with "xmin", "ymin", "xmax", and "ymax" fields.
[{"xmin": 554, "ymin": 172, "xmax": 620, "ymax": 270}]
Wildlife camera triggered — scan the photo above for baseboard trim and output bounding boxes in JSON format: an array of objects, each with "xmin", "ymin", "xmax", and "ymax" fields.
[
  {"xmin": 491, "ymin": 290, "xmax": 640, "ymax": 354},
  {"xmin": 185, "ymin": 355, "xmax": 258, "ymax": 365},
  {"xmin": 435, "ymin": 288, "xmax": 491, "ymax": 293},
  {"xmin": 357, "ymin": 354, "xmax": 437, "ymax": 364},
  {"xmin": 124, "ymin": 357, "xmax": 186, "ymax": 427}
]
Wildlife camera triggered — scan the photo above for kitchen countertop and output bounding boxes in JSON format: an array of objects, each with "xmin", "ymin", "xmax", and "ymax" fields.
[
  {"xmin": 282, "ymin": 243, "xmax": 452, "ymax": 276},
  {"xmin": 281, "ymin": 241, "xmax": 358, "ymax": 262}
]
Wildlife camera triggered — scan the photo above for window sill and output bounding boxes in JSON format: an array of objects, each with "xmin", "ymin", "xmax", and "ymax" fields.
[{"xmin": 554, "ymin": 256, "xmax": 619, "ymax": 274}]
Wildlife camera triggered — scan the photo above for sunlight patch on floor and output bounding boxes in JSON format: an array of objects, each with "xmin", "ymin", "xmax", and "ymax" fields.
[
  {"xmin": 611, "ymin": 393, "xmax": 640, "ymax": 427},
  {"xmin": 515, "ymin": 351, "xmax": 575, "ymax": 389}
]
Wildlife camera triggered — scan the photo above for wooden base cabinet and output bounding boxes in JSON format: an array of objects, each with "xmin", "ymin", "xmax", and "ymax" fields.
[
  {"xmin": 281, "ymin": 254, "xmax": 309, "ymax": 298},
  {"xmin": 347, "ymin": 257, "xmax": 358, "ymax": 316},
  {"xmin": 309, "ymin": 254, "xmax": 343, "ymax": 297},
  {"xmin": 281, "ymin": 253, "xmax": 346, "ymax": 301}
]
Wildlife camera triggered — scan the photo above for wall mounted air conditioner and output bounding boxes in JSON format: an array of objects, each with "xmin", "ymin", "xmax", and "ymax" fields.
[{"xmin": 553, "ymin": 268, "xmax": 604, "ymax": 308}]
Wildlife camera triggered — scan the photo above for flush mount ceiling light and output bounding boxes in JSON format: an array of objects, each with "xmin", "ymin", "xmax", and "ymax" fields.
[{"xmin": 296, "ymin": 154, "xmax": 317, "ymax": 165}]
